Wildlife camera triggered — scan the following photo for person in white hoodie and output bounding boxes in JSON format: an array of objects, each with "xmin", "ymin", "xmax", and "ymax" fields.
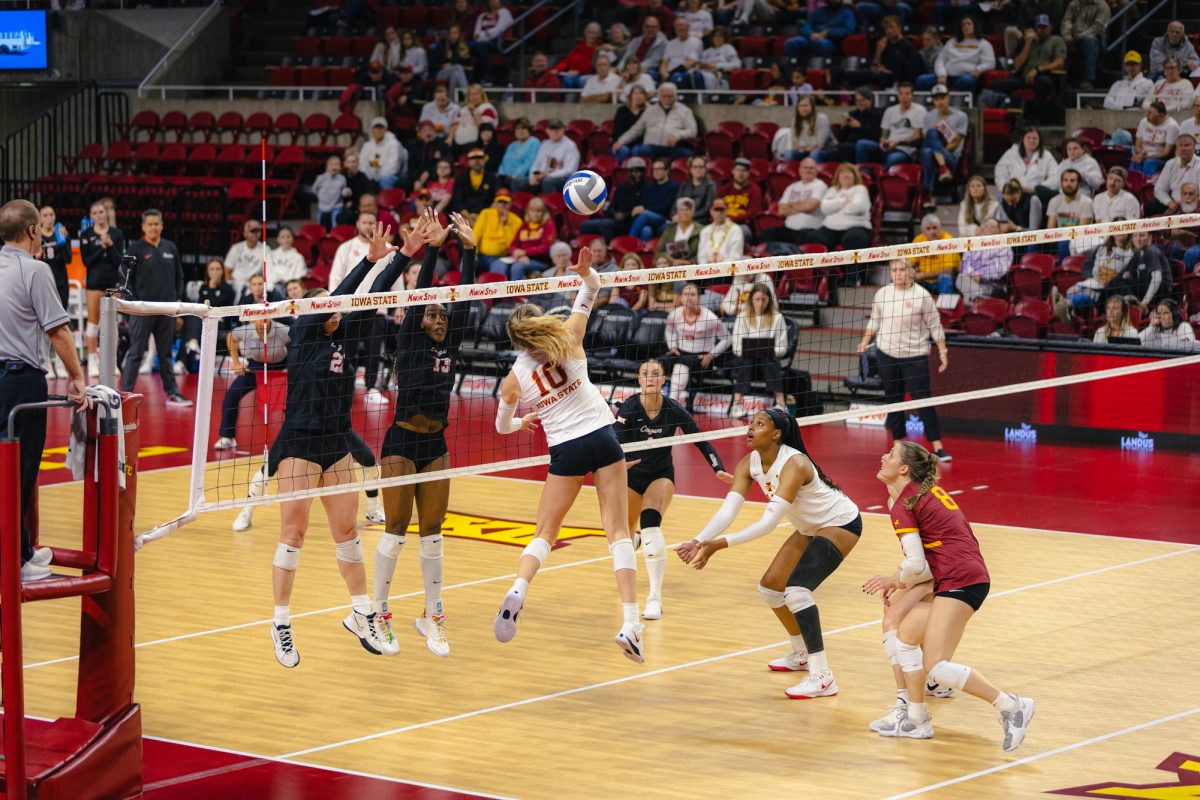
[
  {"xmin": 359, "ymin": 117, "xmax": 407, "ymax": 190},
  {"xmin": 613, "ymin": 82, "xmax": 699, "ymax": 161},
  {"xmin": 523, "ymin": 118, "xmax": 580, "ymax": 195},
  {"xmin": 993, "ymin": 126, "xmax": 1059, "ymax": 222},
  {"xmin": 1055, "ymin": 137, "xmax": 1105, "ymax": 196},
  {"xmin": 918, "ymin": 15, "xmax": 996, "ymax": 91}
]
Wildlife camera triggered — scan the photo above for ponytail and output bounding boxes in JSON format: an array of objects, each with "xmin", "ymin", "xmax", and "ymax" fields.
[
  {"xmin": 507, "ymin": 303, "xmax": 574, "ymax": 365},
  {"xmin": 898, "ymin": 441, "xmax": 940, "ymax": 509}
]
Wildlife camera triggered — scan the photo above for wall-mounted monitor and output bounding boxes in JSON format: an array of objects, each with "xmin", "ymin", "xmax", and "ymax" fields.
[{"xmin": 0, "ymin": 11, "xmax": 48, "ymax": 70}]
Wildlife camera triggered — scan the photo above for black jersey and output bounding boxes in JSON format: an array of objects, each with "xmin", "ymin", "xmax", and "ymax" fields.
[
  {"xmin": 392, "ymin": 245, "xmax": 478, "ymax": 423},
  {"xmin": 40, "ymin": 230, "xmax": 70, "ymax": 307},
  {"xmin": 283, "ymin": 251, "xmax": 415, "ymax": 433},
  {"xmin": 80, "ymin": 226, "xmax": 125, "ymax": 288},
  {"xmin": 614, "ymin": 395, "xmax": 725, "ymax": 477}
]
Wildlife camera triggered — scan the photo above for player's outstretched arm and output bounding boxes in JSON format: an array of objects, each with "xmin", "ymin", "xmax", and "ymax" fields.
[{"xmin": 563, "ymin": 246, "xmax": 598, "ymax": 347}]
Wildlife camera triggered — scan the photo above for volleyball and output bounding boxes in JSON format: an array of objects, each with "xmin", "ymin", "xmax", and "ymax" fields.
[{"xmin": 562, "ymin": 170, "xmax": 607, "ymax": 216}]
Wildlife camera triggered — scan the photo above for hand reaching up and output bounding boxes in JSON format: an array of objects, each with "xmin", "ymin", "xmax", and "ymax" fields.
[
  {"xmin": 369, "ymin": 222, "xmax": 402, "ymax": 261},
  {"xmin": 420, "ymin": 207, "xmax": 451, "ymax": 248},
  {"xmin": 567, "ymin": 244, "xmax": 593, "ymax": 278},
  {"xmin": 396, "ymin": 222, "xmax": 425, "ymax": 258},
  {"xmin": 448, "ymin": 211, "xmax": 475, "ymax": 249}
]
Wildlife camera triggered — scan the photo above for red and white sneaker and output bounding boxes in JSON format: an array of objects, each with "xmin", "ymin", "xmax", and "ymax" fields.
[
  {"xmin": 785, "ymin": 670, "xmax": 838, "ymax": 699},
  {"xmin": 767, "ymin": 650, "xmax": 809, "ymax": 672}
]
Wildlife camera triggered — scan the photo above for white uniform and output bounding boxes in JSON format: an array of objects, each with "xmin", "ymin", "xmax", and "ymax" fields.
[
  {"xmin": 512, "ymin": 352, "xmax": 614, "ymax": 447},
  {"xmin": 749, "ymin": 445, "xmax": 859, "ymax": 536}
]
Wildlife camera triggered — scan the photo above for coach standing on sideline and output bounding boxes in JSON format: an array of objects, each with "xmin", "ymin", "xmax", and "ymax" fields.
[
  {"xmin": 0, "ymin": 199, "xmax": 92, "ymax": 581},
  {"xmin": 119, "ymin": 209, "xmax": 192, "ymax": 406},
  {"xmin": 857, "ymin": 259, "xmax": 952, "ymax": 462}
]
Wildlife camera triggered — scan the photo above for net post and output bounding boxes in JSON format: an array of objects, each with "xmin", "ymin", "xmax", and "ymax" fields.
[
  {"xmin": 187, "ymin": 315, "xmax": 219, "ymax": 513},
  {"xmin": 98, "ymin": 294, "xmax": 120, "ymax": 390},
  {"xmin": 0, "ymin": 439, "xmax": 28, "ymax": 798}
]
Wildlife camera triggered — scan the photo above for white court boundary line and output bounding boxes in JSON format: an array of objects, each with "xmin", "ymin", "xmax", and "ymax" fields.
[
  {"xmin": 881, "ymin": 706, "xmax": 1200, "ymax": 800},
  {"xmin": 275, "ymin": 543, "xmax": 1200, "ymax": 760}
]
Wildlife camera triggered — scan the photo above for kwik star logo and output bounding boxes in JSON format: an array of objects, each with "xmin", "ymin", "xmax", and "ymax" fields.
[{"xmin": 1049, "ymin": 751, "xmax": 1200, "ymax": 799}]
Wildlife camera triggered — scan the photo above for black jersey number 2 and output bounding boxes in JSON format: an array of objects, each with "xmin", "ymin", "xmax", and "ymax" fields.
[{"xmin": 530, "ymin": 364, "xmax": 569, "ymax": 397}]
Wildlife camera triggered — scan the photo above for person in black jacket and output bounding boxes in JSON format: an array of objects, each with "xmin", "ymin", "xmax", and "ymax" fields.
[
  {"xmin": 579, "ymin": 156, "xmax": 647, "ymax": 239},
  {"xmin": 1112, "ymin": 231, "xmax": 1170, "ymax": 311},
  {"xmin": 119, "ymin": 209, "xmax": 190, "ymax": 405},
  {"xmin": 448, "ymin": 148, "xmax": 499, "ymax": 217},
  {"xmin": 842, "ymin": 16, "xmax": 922, "ymax": 89},
  {"xmin": 38, "ymin": 205, "xmax": 71, "ymax": 311},
  {"xmin": 80, "ymin": 198, "xmax": 125, "ymax": 376},
  {"xmin": 817, "ymin": 88, "xmax": 884, "ymax": 163},
  {"xmin": 179, "ymin": 258, "xmax": 237, "ymax": 372},
  {"xmin": 337, "ymin": 152, "xmax": 380, "ymax": 226}
]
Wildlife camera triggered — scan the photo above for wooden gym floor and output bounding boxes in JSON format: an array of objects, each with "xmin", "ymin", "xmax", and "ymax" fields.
[{"xmin": 11, "ymin": 455, "xmax": 1200, "ymax": 800}]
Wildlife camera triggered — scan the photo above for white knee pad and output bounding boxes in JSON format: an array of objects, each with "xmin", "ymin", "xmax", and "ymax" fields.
[
  {"xmin": 609, "ymin": 538, "xmax": 637, "ymax": 572},
  {"xmin": 521, "ymin": 537, "xmax": 552, "ymax": 565},
  {"xmin": 882, "ymin": 629, "xmax": 899, "ymax": 666},
  {"xmin": 377, "ymin": 533, "xmax": 406, "ymax": 559},
  {"xmin": 671, "ymin": 363, "xmax": 691, "ymax": 393},
  {"xmin": 273, "ymin": 543, "xmax": 300, "ymax": 571},
  {"xmin": 896, "ymin": 639, "xmax": 924, "ymax": 673},
  {"xmin": 419, "ymin": 533, "xmax": 443, "ymax": 559},
  {"xmin": 641, "ymin": 527, "xmax": 666, "ymax": 562},
  {"xmin": 86, "ymin": 322, "xmax": 100, "ymax": 340},
  {"xmin": 758, "ymin": 583, "xmax": 787, "ymax": 609},
  {"xmin": 928, "ymin": 659, "xmax": 971, "ymax": 690},
  {"xmin": 335, "ymin": 537, "xmax": 364, "ymax": 564},
  {"xmin": 783, "ymin": 585, "xmax": 814, "ymax": 614},
  {"xmin": 361, "ymin": 463, "xmax": 381, "ymax": 484}
]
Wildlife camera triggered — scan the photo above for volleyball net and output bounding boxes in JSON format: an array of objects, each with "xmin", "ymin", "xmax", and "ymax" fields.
[{"xmin": 116, "ymin": 213, "xmax": 1200, "ymax": 545}]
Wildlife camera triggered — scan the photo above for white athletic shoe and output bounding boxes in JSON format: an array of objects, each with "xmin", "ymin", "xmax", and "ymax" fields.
[
  {"xmin": 631, "ymin": 530, "xmax": 642, "ymax": 550},
  {"xmin": 87, "ymin": 359, "xmax": 100, "ymax": 378},
  {"xmin": 342, "ymin": 610, "xmax": 385, "ymax": 655},
  {"xmin": 642, "ymin": 596, "xmax": 663, "ymax": 620},
  {"xmin": 271, "ymin": 623, "xmax": 299, "ymax": 668},
  {"xmin": 728, "ymin": 403, "xmax": 747, "ymax": 419},
  {"xmin": 172, "ymin": 360, "xmax": 187, "ymax": 375},
  {"xmin": 894, "ymin": 708, "xmax": 934, "ymax": 739},
  {"xmin": 1000, "ymin": 695, "xmax": 1036, "ymax": 752},
  {"xmin": 767, "ymin": 650, "xmax": 809, "ymax": 672},
  {"xmin": 869, "ymin": 702, "xmax": 907, "ymax": 735},
  {"xmin": 21, "ymin": 561, "xmax": 53, "ymax": 581},
  {"xmin": 371, "ymin": 611, "xmax": 400, "ymax": 656},
  {"xmin": 926, "ymin": 680, "xmax": 955, "ymax": 698},
  {"xmin": 231, "ymin": 506, "xmax": 254, "ymax": 532},
  {"xmin": 414, "ymin": 614, "xmax": 450, "ymax": 658},
  {"xmin": 615, "ymin": 622, "xmax": 645, "ymax": 663},
  {"xmin": 365, "ymin": 388, "xmax": 389, "ymax": 405},
  {"xmin": 494, "ymin": 590, "xmax": 524, "ymax": 643},
  {"xmin": 30, "ymin": 546, "xmax": 54, "ymax": 567},
  {"xmin": 785, "ymin": 669, "xmax": 838, "ymax": 699},
  {"xmin": 214, "ymin": 436, "xmax": 237, "ymax": 451},
  {"xmin": 139, "ymin": 352, "xmax": 153, "ymax": 374},
  {"xmin": 365, "ymin": 495, "xmax": 386, "ymax": 525}
]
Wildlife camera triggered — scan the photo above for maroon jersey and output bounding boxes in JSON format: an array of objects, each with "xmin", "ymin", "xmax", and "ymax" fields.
[{"xmin": 890, "ymin": 482, "xmax": 990, "ymax": 593}]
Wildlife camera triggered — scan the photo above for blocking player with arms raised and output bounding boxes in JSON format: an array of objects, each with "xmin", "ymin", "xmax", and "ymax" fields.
[
  {"xmin": 614, "ymin": 358, "xmax": 732, "ymax": 620},
  {"xmin": 371, "ymin": 209, "xmax": 478, "ymax": 658},
  {"xmin": 863, "ymin": 441, "xmax": 1035, "ymax": 750}
]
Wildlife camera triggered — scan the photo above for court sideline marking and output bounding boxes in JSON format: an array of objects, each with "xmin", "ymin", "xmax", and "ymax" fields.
[{"xmin": 276, "ymin": 543, "xmax": 1200, "ymax": 759}]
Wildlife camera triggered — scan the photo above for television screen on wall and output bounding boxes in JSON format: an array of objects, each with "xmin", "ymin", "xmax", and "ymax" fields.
[{"xmin": 0, "ymin": 11, "xmax": 48, "ymax": 70}]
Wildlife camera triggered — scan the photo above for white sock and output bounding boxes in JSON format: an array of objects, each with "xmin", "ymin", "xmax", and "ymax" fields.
[
  {"xmin": 993, "ymin": 692, "xmax": 1020, "ymax": 715},
  {"xmin": 896, "ymin": 689, "xmax": 909, "ymax": 705},
  {"xmin": 789, "ymin": 634, "xmax": 807, "ymax": 654},
  {"xmin": 351, "ymin": 594, "xmax": 371, "ymax": 616},
  {"xmin": 908, "ymin": 701, "xmax": 928, "ymax": 722},
  {"xmin": 622, "ymin": 602, "xmax": 639, "ymax": 626},
  {"xmin": 420, "ymin": 534, "xmax": 444, "ymax": 617},
  {"xmin": 273, "ymin": 605, "xmax": 290, "ymax": 627},
  {"xmin": 808, "ymin": 650, "xmax": 829, "ymax": 674},
  {"xmin": 512, "ymin": 577, "xmax": 529, "ymax": 595},
  {"xmin": 641, "ymin": 527, "xmax": 667, "ymax": 599},
  {"xmin": 372, "ymin": 533, "xmax": 405, "ymax": 610}
]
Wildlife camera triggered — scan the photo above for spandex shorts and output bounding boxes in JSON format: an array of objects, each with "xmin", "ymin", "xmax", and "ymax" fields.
[
  {"xmin": 274, "ymin": 427, "xmax": 352, "ymax": 472},
  {"xmin": 86, "ymin": 266, "xmax": 119, "ymax": 292},
  {"xmin": 627, "ymin": 464, "xmax": 673, "ymax": 496},
  {"xmin": 936, "ymin": 581, "xmax": 990, "ymax": 612},
  {"xmin": 548, "ymin": 425, "xmax": 625, "ymax": 477},
  {"xmin": 381, "ymin": 424, "xmax": 449, "ymax": 473}
]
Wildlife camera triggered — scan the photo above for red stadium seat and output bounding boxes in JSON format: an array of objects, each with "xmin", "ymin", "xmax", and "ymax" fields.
[
  {"xmin": 156, "ymin": 143, "xmax": 188, "ymax": 176},
  {"xmin": 1019, "ymin": 252, "xmax": 1056, "ymax": 277},
  {"xmin": 332, "ymin": 112, "xmax": 364, "ymax": 146},
  {"xmin": 704, "ymin": 131, "xmax": 736, "ymax": 159},
  {"xmin": 377, "ymin": 188, "xmax": 407, "ymax": 210},
  {"xmin": 132, "ymin": 142, "xmax": 160, "ymax": 174},
  {"xmin": 269, "ymin": 66, "xmax": 299, "ymax": 89},
  {"xmin": 752, "ymin": 121, "xmax": 779, "ymax": 140},
  {"xmin": 302, "ymin": 112, "xmax": 333, "ymax": 145},
  {"xmin": 299, "ymin": 222, "xmax": 328, "ymax": 242},
  {"xmin": 1004, "ymin": 299, "xmax": 1053, "ymax": 339},
  {"xmin": 214, "ymin": 144, "xmax": 247, "ymax": 177},
  {"xmin": 187, "ymin": 111, "xmax": 217, "ymax": 142},
  {"xmin": 244, "ymin": 112, "xmax": 273, "ymax": 143},
  {"xmin": 185, "ymin": 143, "xmax": 217, "ymax": 177},
  {"xmin": 216, "ymin": 111, "xmax": 244, "ymax": 143},
  {"xmin": 609, "ymin": 236, "xmax": 641, "ymax": 255},
  {"xmin": 128, "ymin": 110, "xmax": 159, "ymax": 142},
  {"xmin": 716, "ymin": 121, "xmax": 747, "ymax": 139},
  {"xmin": 1007, "ymin": 266, "xmax": 1044, "ymax": 300},
  {"xmin": 160, "ymin": 111, "xmax": 188, "ymax": 142}
]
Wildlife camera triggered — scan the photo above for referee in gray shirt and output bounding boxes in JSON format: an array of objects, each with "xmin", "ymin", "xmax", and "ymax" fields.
[{"xmin": 0, "ymin": 200, "xmax": 92, "ymax": 581}]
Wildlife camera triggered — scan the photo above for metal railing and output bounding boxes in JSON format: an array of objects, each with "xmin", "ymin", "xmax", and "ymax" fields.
[
  {"xmin": 501, "ymin": 0, "xmax": 585, "ymax": 86},
  {"xmin": 468, "ymin": 85, "xmax": 974, "ymax": 108},
  {"xmin": 137, "ymin": 0, "xmax": 223, "ymax": 97},
  {"xmin": 1105, "ymin": 0, "xmax": 1176, "ymax": 54},
  {"xmin": 139, "ymin": 84, "xmax": 377, "ymax": 101}
]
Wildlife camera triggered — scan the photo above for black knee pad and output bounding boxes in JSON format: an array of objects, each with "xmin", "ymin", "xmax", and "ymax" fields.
[
  {"xmin": 787, "ymin": 535, "xmax": 844, "ymax": 590},
  {"xmin": 639, "ymin": 508, "xmax": 663, "ymax": 529}
]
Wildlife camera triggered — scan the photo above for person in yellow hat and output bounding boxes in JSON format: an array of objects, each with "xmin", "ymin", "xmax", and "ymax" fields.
[{"xmin": 1104, "ymin": 51, "xmax": 1155, "ymax": 110}]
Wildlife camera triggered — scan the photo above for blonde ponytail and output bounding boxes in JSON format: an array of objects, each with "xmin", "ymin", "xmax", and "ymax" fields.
[
  {"xmin": 507, "ymin": 303, "xmax": 574, "ymax": 365},
  {"xmin": 899, "ymin": 441, "xmax": 941, "ymax": 510}
]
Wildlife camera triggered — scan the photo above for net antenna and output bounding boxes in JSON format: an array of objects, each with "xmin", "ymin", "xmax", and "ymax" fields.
[{"xmin": 259, "ymin": 138, "xmax": 270, "ymax": 485}]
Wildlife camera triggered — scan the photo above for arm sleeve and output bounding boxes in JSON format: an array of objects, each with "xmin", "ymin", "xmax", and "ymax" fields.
[
  {"xmin": 695, "ymin": 492, "xmax": 746, "ymax": 542},
  {"xmin": 711, "ymin": 316, "xmax": 732, "ymax": 356},
  {"xmin": 724, "ymin": 495, "xmax": 792, "ymax": 548},
  {"xmin": 897, "ymin": 532, "xmax": 932, "ymax": 585},
  {"xmin": 665, "ymin": 311, "xmax": 681, "ymax": 350},
  {"xmin": 731, "ymin": 314, "xmax": 747, "ymax": 356},
  {"xmin": 923, "ymin": 292, "xmax": 945, "ymax": 342},
  {"xmin": 447, "ymin": 248, "xmax": 477, "ymax": 349},
  {"xmin": 843, "ymin": 185, "xmax": 871, "ymax": 216},
  {"xmin": 773, "ymin": 315, "xmax": 789, "ymax": 359},
  {"xmin": 1154, "ymin": 162, "xmax": 1174, "ymax": 207},
  {"xmin": 495, "ymin": 398, "xmax": 524, "ymax": 433}
]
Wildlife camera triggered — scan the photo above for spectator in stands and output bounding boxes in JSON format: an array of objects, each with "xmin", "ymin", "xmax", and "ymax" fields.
[
  {"xmin": 599, "ymin": 23, "xmax": 632, "ymax": 65},
  {"xmin": 450, "ymin": 0, "xmax": 478, "ymax": 32},
  {"xmin": 1167, "ymin": 183, "xmax": 1200, "ymax": 266},
  {"xmin": 811, "ymin": 164, "xmax": 873, "ymax": 274},
  {"xmin": 632, "ymin": 0, "xmax": 674, "ymax": 31},
  {"xmin": 664, "ymin": 282, "xmax": 731, "ymax": 410},
  {"xmin": 630, "ymin": 158, "xmax": 679, "ymax": 241},
  {"xmin": 1057, "ymin": 138, "xmax": 1104, "ymax": 196},
  {"xmin": 430, "ymin": 25, "xmax": 474, "ymax": 100},
  {"xmin": 448, "ymin": 84, "xmax": 498, "ymax": 155},
  {"xmin": 772, "ymin": 96, "xmax": 834, "ymax": 162},
  {"xmin": 472, "ymin": 189, "xmax": 523, "ymax": 275},
  {"xmin": 473, "ymin": 0, "xmax": 514, "ymax": 84},
  {"xmin": 1093, "ymin": 295, "xmax": 1139, "ymax": 343},
  {"xmin": 1093, "ymin": 166, "xmax": 1140, "ymax": 222},
  {"xmin": 1004, "ymin": 15, "xmax": 1067, "ymax": 123},
  {"xmin": 581, "ymin": 156, "xmax": 645, "ymax": 239},
  {"xmin": 957, "ymin": 175, "xmax": 1009, "ymax": 236},
  {"xmin": 271, "ymin": 227, "xmax": 308, "ymax": 284},
  {"xmin": 720, "ymin": 271, "xmax": 777, "ymax": 317},
  {"xmin": 1116, "ymin": 231, "xmax": 1170, "ymax": 312},
  {"xmin": 312, "ymin": 154, "xmax": 346, "ymax": 230},
  {"xmin": 534, "ymin": 241, "xmax": 577, "ymax": 311},
  {"xmin": 614, "ymin": 82, "xmax": 698, "ymax": 161},
  {"xmin": 1004, "ymin": 0, "xmax": 1065, "ymax": 58},
  {"xmin": 355, "ymin": 193, "xmax": 399, "ymax": 237},
  {"xmin": 450, "ymin": 148, "xmax": 499, "ymax": 217},
  {"xmin": 728, "ymin": 284, "xmax": 789, "ymax": 418},
  {"xmin": 497, "ymin": 118, "xmax": 540, "ymax": 186},
  {"xmin": 225, "ymin": 219, "xmax": 272, "ymax": 290},
  {"xmin": 357, "ymin": 59, "xmax": 395, "ymax": 98},
  {"xmin": 999, "ymin": 178, "xmax": 1043, "ymax": 235},
  {"xmin": 1144, "ymin": 57, "xmax": 1197, "ymax": 111},
  {"xmin": 1046, "ymin": 169, "xmax": 1094, "ymax": 258},
  {"xmin": 1058, "ymin": 231, "xmax": 1131, "ymax": 314},
  {"xmin": 235, "ymin": 271, "xmax": 280, "ymax": 307},
  {"xmin": 618, "ymin": 56, "xmax": 658, "ymax": 102},
  {"xmin": 919, "ymin": 85, "xmax": 969, "ymax": 197},
  {"xmin": 619, "ymin": 17, "xmax": 668, "ymax": 75},
  {"xmin": 994, "ymin": 126, "xmax": 1059, "ymax": 215},
  {"xmin": 1140, "ymin": 299, "xmax": 1197, "ymax": 350},
  {"xmin": 911, "ymin": 213, "xmax": 960, "ymax": 294},
  {"xmin": 918, "ymin": 16, "xmax": 995, "ymax": 92},
  {"xmin": 611, "ymin": 252, "xmax": 650, "ymax": 311},
  {"xmin": 556, "ymin": 22, "xmax": 603, "ymax": 90},
  {"xmin": 1181, "ymin": 95, "xmax": 1200, "ymax": 139},
  {"xmin": 697, "ymin": 26, "xmax": 740, "ymax": 90},
  {"xmin": 581, "ymin": 53, "xmax": 623, "ymax": 103},
  {"xmin": 818, "ymin": 88, "xmax": 882, "ymax": 163},
  {"xmin": 418, "ymin": 86, "xmax": 460, "ymax": 141},
  {"xmin": 614, "ymin": 84, "xmax": 651, "ymax": 148},
  {"xmin": 859, "ymin": 0, "xmax": 914, "ymax": 27},
  {"xmin": 181, "ymin": 258, "xmax": 235, "ymax": 361},
  {"xmin": 956, "ymin": 217, "xmax": 1011, "ymax": 303},
  {"xmin": 385, "ymin": 63, "xmax": 427, "ymax": 120},
  {"xmin": 856, "ymin": 82, "xmax": 925, "ymax": 167},
  {"xmin": 477, "ymin": 123, "xmax": 504, "ymax": 168},
  {"xmin": 1149, "ymin": 134, "xmax": 1200, "ymax": 215},
  {"xmin": 409, "ymin": 122, "xmax": 448, "ymax": 190},
  {"xmin": 661, "ymin": 17, "xmax": 704, "ymax": 91},
  {"xmin": 761, "ymin": 158, "xmax": 827, "ymax": 247},
  {"xmin": 336, "ymin": 152, "xmax": 377, "ymax": 225},
  {"xmin": 372, "ymin": 27, "xmax": 403, "ymax": 72},
  {"xmin": 524, "ymin": 51, "xmax": 562, "ymax": 100},
  {"xmin": 654, "ymin": 197, "xmax": 701, "ymax": 265},
  {"xmin": 508, "ymin": 197, "xmax": 557, "ymax": 280},
  {"xmin": 730, "ymin": 0, "xmax": 784, "ymax": 27},
  {"xmin": 426, "ymin": 160, "xmax": 456, "ymax": 212},
  {"xmin": 360, "ymin": 118, "xmax": 407, "ymax": 190},
  {"xmin": 844, "ymin": 16, "xmax": 922, "ymax": 89},
  {"xmin": 677, "ymin": 155, "xmax": 717, "ymax": 223},
  {"xmin": 1104, "ymin": 51, "xmax": 1155, "ymax": 110},
  {"xmin": 1132, "ymin": 101, "xmax": 1179, "ymax": 176},
  {"xmin": 680, "ymin": 0, "xmax": 714, "ymax": 37},
  {"xmin": 590, "ymin": 237, "xmax": 623, "ymax": 308},
  {"xmin": 523, "ymin": 118, "xmax": 580, "ymax": 195},
  {"xmin": 1149, "ymin": 21, "xmax": 1200, "ymax": 79},
  {"xmin": 399, "ymin": 30, "xmax": 429, "ymax": 77},
  {"xmin": 697, "ymin": 198, "xmax": 745, "ymax": 265},
  {"xmin": 917, "ymin": 26, "xmax": 943, "ymax": 75},
  {"xmin": 1060, "ymin": 0, "xmax": 1109, "ymax": 90},
  {"xmin": 719, "ymin": 157, "xmax": 764, "ymax": 239},
  {"xmin": 784, "ymin": 0, "xmax": 856, "ymax": 62}
]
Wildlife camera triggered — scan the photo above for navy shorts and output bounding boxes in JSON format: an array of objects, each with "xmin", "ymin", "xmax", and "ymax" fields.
[
  {"xmin": 381, "ymin": 425, "xmax": 449, "ymax": 473},
  {"xmin": 627, "ymin": 464, "xmax": 673, "ymax": 495},
  {"xmin": 936, "ymin": 581, "xmax": 990, "ymax": 612},
  {"xmin": 274, "ymin": 427, "xmax": 351, "ymax": 472},
  {"xmin": 548, "ymin": 425, "xmax": 625, "ymax": 477}
]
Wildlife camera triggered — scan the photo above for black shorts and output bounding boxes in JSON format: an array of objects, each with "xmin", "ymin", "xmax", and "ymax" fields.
[
  {"xmin": 86, "ymin": 266, "xmax": 119, "ymax": 292},
  {"xmin": 548, "ymin": 425, "xmax": 625, "ymax": 477},
  {"xmin": 381, "ymin": 424, "xmax": 449, "ymax": 473},
  {"xmin": 627, "ymin": 464, "xmax": 673, "ymax": 495},
  {"xmin": 840, "ymin": 513, "xmax": 863, "ymax": 537},
  {"xmin": 936, "ymin": 581, "xmax": 990, "ymax": 612},
  {"xmin": 274, "ymin": 427, "xmax": 352, "ymax": 472}
]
